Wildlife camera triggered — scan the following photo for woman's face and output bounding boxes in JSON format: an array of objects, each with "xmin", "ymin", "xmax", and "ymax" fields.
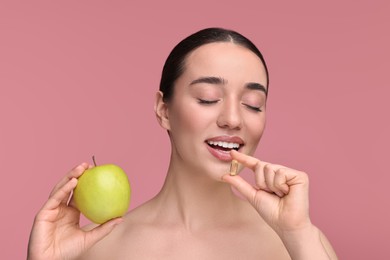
[{"xmin": 164, "ymin": 42, "xmax": 268, "ymax": 180}]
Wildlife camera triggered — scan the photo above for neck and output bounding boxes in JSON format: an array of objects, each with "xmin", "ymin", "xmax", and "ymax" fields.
[{"xmin": 152, "ymin": 155, "xmax": 243, "ymax": 231}]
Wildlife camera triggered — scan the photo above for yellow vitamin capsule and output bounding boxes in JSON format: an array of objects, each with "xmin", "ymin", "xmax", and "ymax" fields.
[{"xmin": 230, "ymin": 160, "xmax": 239, "ymax": 176}]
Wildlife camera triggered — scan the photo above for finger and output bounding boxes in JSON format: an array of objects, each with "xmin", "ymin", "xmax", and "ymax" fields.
[
  {"xmin": 50, "ymin": 163, "xmax": 89, "ymax": 197},
  {"xmin": 230, "ymin": 150, "xmax": 285, "ymax": 171},
  {"xmin": 254, "ymin": 170, "xmax": 271, "ymax": 193},
  {"xmin": 222, "ymin": 174, "xmax": 257, "ymax": 202},
  {"xmin": 84, "ymin": 218, "xmax": 123, "ymax": 249},
  {"xmin": 230, "ymin": 150, "xmax": 272, "ymax": 193},
  {"xmin": 44, "ymin": 178, "xmax": 78, "ymax": 210},
  {"xmin": 264, "ymin": 165, "xmax": 285, "ymax": 197},
  {"xmin": 68, "ymin": 196, "xmax": 76, "ymax": 208},
  {"xmin": 274, "ymin": 168, "xmax": 290, "ymax": 195},
  {"xmin": 67, "ymin": 194, "xmax": 82, "ymax": 210},
  {"xmin": 230, "ymin": 150, "xmax": 267, "ymax": 172},
  {"xmin": 230, "ymin": 150, "xmax": 266, "ymax": 190}
]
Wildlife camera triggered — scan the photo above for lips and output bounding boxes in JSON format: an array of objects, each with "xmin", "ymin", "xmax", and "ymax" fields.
[{"xmin": 205, "ymin": 136, "xmax": 244, "ymax": 161}]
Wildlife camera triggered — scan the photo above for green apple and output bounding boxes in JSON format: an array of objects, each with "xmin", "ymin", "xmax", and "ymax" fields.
[{"xmin": 73, "ymin": 160, "xmax": 131, "ymax": 224}]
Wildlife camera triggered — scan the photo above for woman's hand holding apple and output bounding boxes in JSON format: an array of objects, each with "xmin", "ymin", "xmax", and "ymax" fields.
[{"xmin": 27, "ymin": 163, "xmax": 123, "ymax": 260}]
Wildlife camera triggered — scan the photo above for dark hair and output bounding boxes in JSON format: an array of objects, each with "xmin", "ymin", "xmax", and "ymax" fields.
[{"xmin": 159, "ymin": 27, "xmax": 269, "ymax": 102}]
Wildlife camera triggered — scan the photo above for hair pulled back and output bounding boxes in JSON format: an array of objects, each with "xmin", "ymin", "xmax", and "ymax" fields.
[{"xmin": 159, "ymin": 27, "xmax": 269, "ymax": 102}]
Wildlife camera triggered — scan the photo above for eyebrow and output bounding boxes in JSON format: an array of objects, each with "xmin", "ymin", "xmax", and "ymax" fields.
[
  {"xmin": 190, "ymin": 76, "xmax": 227, "ymax": 85},
  {"xmin": 246, "ymin": 82, "xmax": 268, "ymax": 96},
  {"xmin": 189, "ymin": 76, "xmax": 267, "ymax": 96}
]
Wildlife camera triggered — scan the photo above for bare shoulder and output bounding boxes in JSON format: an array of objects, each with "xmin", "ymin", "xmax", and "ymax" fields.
[
  {"xmin": 80, "ymin": 200, "xmax": 291, "ymax": 260},
  {"xmin": 79, "ymin": 201, "xmax": 159, "ymax": 259}
]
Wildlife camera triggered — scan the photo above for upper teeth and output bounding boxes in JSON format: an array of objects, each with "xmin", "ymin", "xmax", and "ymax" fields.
[{"xmin": 207, "ymin": 141, "xmax": 240, "ymax": 149}]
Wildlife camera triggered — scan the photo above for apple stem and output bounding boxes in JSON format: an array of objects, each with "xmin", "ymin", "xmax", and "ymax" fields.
[{"xmin": 92, "ymin": 155, "xmax": 97, "ymax": 167}]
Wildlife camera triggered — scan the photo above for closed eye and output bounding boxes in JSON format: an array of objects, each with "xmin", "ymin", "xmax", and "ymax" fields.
[
  {"xmin": 198, "ymin": 98, "xmax": 219, "ymax": 104},
  {"xmin": 243, "ymin": 104, "xmax": 262, "ymax": 112}
]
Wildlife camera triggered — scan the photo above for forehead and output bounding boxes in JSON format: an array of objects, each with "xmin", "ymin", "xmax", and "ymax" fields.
[{"xmin": 182, "ymin": 42, "xmax": 267, "ymax": 86}]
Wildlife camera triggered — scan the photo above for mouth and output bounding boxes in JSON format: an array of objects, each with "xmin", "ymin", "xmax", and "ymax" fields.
[
  {"xmin": 206, "ymin": 140, "xmax": 241, "ymax": 152},
  {"xmin": 205, "ymin": 136, "xmax": 244, "ymax": 161}
]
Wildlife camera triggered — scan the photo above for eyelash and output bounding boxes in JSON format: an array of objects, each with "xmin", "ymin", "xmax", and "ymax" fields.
[
  {"xmin": 243, "ymin": 104, "xmax": 262, "ymax": 112},
  {"xmin": 197, "ymin": 99, "xmax": 262, "ymax": 112},
  {"xmin": 198, "ymin": 99, "xmax": 219, "ymax": 104}
]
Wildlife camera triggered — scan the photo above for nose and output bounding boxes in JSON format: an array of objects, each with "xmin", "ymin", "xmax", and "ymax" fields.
[{"xmin": 216, "ymin": 98, "xmax": 242, "ymax": 130}]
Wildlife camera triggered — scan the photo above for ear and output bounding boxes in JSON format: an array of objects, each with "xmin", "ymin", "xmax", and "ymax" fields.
[{"xmin": 154, "ymin": 91, "xmax": 171, "ymax": 130}]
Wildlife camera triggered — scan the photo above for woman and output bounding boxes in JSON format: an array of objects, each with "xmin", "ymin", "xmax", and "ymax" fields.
[{"xmin": 28, "ymin": 28, "xmax": 337, "ymax": 259}]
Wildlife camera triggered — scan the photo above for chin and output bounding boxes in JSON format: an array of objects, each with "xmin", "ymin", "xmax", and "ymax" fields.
[{"xmin": 206, "ymin": 162, "xmax": 230, "ymax": 181}]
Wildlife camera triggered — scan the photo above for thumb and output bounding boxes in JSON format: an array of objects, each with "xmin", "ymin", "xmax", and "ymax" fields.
[
  {"xmin": 84, "ymin": 218, "xmax": 123, "ymax": 249},
  {"xmin": 222, "ymin": 174, "xmax": 257, "ymax": 202}
]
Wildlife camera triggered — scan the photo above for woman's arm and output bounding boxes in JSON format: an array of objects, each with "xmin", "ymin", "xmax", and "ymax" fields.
[{"xmin": 279, "ymin": 224, "xmax": 338, "ymax": 259}]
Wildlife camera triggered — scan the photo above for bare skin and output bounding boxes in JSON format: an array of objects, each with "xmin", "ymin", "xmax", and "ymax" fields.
[
  {"xmin": 28, "ymin": 154, "xmax": 335, "ymax": 260},
  {"xmin": 79, "ymin": 149, "xmax": 292, "ymax": 259},
  {"xmin": 80, "ymin": 185, "xmax": 290, "ymax": 259},
  {"xmin": 28, "ymin": 42, "xmax": 338, "ymax": 260}
]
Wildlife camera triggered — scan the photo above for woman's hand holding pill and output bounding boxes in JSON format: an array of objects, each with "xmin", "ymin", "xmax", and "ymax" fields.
[
  {"xmin": 223, "ymin": 150, "xmax": 336, "ymax": 259},
  {"xmin": 222, "ymin": 150, "xmax": 311, "ymax": 236}
]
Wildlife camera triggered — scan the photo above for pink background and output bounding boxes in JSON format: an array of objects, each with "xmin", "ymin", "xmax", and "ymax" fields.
[{"xmin": 1, "ymin": 1, "xmax": 389, "ymax": 259}]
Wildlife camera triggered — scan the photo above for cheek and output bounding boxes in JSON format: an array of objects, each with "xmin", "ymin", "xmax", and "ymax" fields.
[
  {"xmin": 169, "ymin": 101, "xmax": 210, "ymax": 136},
  {"xmin": 245, "ymin": 115, "xmax": 266, "ymax": 148}
]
